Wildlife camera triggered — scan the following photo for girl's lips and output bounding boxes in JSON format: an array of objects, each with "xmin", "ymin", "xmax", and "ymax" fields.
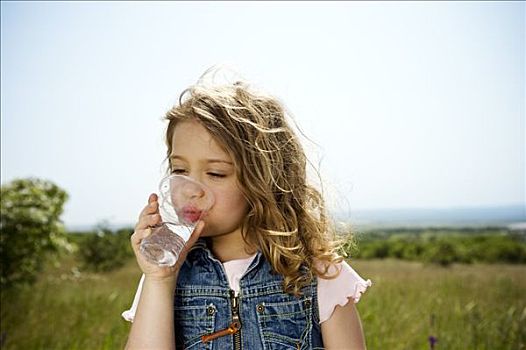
[{"xmin": 182, "ymin": 207, "xmax": 203, "ymax": 224}]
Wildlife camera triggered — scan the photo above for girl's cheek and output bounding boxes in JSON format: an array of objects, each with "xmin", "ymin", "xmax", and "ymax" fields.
[{"xmin": 208, "ymin": 192, "xmax": 223, "ymax": 214}]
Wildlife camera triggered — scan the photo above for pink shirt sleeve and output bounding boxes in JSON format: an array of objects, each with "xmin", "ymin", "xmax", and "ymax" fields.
[{"xmin": 317, "ymin": 261, "xmax": 372, "ymax": 324}]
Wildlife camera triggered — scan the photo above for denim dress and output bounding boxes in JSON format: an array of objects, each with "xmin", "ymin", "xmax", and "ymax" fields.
[{"xmin": 174, "ymin": 240, "xmax": 324, "ymax": 350}]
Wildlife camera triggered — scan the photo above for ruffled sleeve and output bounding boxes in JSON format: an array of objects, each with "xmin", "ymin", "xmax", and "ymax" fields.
[
  {"xmin": 121, "ymin": 274, "xmax": 144, "ymax": 323},
  {"xmin": 317, "ymin": 261, "xmax": 372, "ymax": 324}
]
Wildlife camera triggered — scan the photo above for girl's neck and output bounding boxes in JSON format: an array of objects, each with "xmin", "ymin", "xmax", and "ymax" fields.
[{"xmin": 208, "ymin": 230, "xmax": 256, "ymax": 263}]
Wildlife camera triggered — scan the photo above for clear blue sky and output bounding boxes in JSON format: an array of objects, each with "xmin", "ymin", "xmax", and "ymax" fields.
[{"xmin": 1, "ymin": 2, "xmax": 524, "ymax": 227}]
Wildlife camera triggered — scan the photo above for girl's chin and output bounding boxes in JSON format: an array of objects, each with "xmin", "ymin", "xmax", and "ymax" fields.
[
  {"xmin": 197, "ymin": 225, "xmax": 226, "ymax": 238},
  {"xmin": 196, "ymin": 226, "xmax": 214, "ymax": 237},
  {"xmin": 198, "ymin": 226, "xmax": 244, "ymax": 239}
]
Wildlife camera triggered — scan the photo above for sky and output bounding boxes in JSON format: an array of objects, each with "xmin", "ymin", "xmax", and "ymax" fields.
[{"xmin": 1, "ymin": 1, "xmax": 524, "ymax": 227}]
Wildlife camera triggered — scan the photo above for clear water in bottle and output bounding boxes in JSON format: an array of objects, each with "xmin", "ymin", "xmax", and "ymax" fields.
[{"xmin": 139, "ymin": 175, "xmax": 214, "ymax": 267}]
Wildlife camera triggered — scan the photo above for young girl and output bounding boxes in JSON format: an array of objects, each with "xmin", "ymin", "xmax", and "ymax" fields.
[{"xmin": 124, "ymin": 72, "xmax": 372, "ymax": 349}]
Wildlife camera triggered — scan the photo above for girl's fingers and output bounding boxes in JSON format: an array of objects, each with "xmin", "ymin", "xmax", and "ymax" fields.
[
  {"xmin": 135, "ymin": 193, "xmax": 161, "ymax": 231},
  {"xmin": 138, "ymin": 197, "xmax": 159, "ymax": 219},
  {"xmin": 148, "ymin": 193, "xmax": 158, "ymax": 204},
  {"xmin": 130, "ymin": 227, "xmax": 152, "ymax": 247},
  {"xmin": 179, "ymin": 221, "xmax": 205, "ymax": 257},
  {"xmin": 131, "ymin": 195, "xmax": 160, "ymax": 258},
  {"xmin": 135, "ymin": 213, "xmax": 161, "ymax": 231},
  {"xmin": 190, "ymin": 221, "xmax": 205, "ymax": 242}
]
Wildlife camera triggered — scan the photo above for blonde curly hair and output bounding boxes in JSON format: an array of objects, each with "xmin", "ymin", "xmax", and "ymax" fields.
[{"xmin": 164, "ymin": 74, "xmax": 343, "ymax": 296}]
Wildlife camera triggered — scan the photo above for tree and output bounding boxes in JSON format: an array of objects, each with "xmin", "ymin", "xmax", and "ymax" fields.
[
  {"xmin": 0, "ymin": 178, "xmax": 69, "ymax": 289},
  {"xmin": 77, "ymin": 223, "xmax": 134, "ymax": 272}
]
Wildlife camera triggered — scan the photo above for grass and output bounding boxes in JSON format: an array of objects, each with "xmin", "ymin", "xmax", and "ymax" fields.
[
  {"xmin": 1, "ymin": 255, "xmax": 142, "ymax": 350},
  {"xmin": 351, "ymin": 259, "xmax": 526, "ymax": 349},
  {"xmin": 1, "ymin": 255, "xmax": 525, "ymax": 349}
]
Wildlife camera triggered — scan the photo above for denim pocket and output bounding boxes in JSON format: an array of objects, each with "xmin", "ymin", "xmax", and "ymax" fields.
[
  {"xmin": 174, "ymin": 303, "xmax": 216, "ymax": 350},
  {"xmin": 256, "ymin": 297, "xmax": 313, "ymax": 349}
]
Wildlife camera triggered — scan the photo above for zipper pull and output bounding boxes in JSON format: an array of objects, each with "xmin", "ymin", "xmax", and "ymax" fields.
[
  {"xmin": 201, "ymin": 321, "xmax": 241, "ymax": 343},
  {"xmin": 229, "ymin": 289, "xmax": 238, "ymax": 310}
]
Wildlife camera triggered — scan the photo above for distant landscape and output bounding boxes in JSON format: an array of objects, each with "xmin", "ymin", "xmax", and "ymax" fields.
[
  {"xmin": 338, "ymin": 204, "xmax": 525, "ymax": 229},
  {"xmin": 66, "ymin": 204, "xmax": 526, "ymax": 232}
]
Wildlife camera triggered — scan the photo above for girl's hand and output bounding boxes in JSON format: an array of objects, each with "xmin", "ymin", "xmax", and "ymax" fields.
[{"xmin": 130, "ymin": 193, "xmax": 204, "ymax": 282}]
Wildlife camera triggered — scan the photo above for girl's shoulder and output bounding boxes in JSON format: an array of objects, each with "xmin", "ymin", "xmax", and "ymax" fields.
[{"xmin": 316, "ymin": 260, "xmax": 372, "ymax": 324}]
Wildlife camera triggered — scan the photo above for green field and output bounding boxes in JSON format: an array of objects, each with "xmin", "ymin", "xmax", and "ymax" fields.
[{"xmin": 1, "ymin": 255, "xmax": 525, "ymax": 349}]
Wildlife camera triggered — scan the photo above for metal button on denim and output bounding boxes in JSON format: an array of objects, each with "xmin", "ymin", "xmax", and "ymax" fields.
[
  {"xmin": 206, "ymin": 305, "xmax": 215, "ymax": 316},
  {"xmin": 256, "ymin": 303, "xmax": 265, "ymax": 313}
]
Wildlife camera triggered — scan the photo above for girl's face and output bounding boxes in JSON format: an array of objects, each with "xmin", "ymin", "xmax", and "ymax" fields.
[{"xmin": 169, "ymin": 120, "xmax": 248, "ymax": 238}]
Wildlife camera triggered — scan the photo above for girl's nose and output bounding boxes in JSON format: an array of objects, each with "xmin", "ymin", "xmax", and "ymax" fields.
[{"xmin": 181, "ymin": 180, "xmax": 205, "ymax": 199}]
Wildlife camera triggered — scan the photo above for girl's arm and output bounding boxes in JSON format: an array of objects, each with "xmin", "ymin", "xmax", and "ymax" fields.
[
  {"xmin": 321, "ymin": 299, "xmax": 367, "ymax": 350},
  {"xmin": 125, "ymin": 276, "xmax": 177, "ymax": 350},
  {"xmin": 125, "ymin": 193, "xmax": 203, "ymax": 350}
]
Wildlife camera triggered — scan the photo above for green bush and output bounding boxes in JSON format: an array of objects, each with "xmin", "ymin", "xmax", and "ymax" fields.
[
  {"xmin": 357, "ymin": 240, "xmax": 391, "ymax": 259},
  {"xmin": 76, "ymin": 225, "xmax": 133, "ymax": 272},
  {"xmin": 400, "ymin": 241, "xmax": 425, "ymax": 261},
  {"xmin": 343, "ymin": 228, "xmax": 526, "ymax": 266},
  {"xmin": 422, "ymin": 239, "xmax": 459, "ymax": 266},
  {"xmin": 483, "ymin": 238, "xmax": 526, "ymax": 264},
  {"xmin": 0, "ymin": 178, "xmax": 70, "ymax": 289}
]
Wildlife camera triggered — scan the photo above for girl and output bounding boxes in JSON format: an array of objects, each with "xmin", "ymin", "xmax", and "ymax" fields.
[{"xmin": 124, "ymin": 73, "xmax": 372, "ymax": 349}]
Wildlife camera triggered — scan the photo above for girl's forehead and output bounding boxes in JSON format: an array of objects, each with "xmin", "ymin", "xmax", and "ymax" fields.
[{"xmin": 171, "ymin": 120, "xmax": 231, "ymax": 160}]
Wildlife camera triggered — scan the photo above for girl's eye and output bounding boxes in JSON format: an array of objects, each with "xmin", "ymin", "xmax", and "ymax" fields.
[
  {"xmin": 171, "ymin": 169, "xmax": 186, "ymax": 174},
  {"xmin": 208, "ymin": 172, "xmax": 226, "ymax": 178}
]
